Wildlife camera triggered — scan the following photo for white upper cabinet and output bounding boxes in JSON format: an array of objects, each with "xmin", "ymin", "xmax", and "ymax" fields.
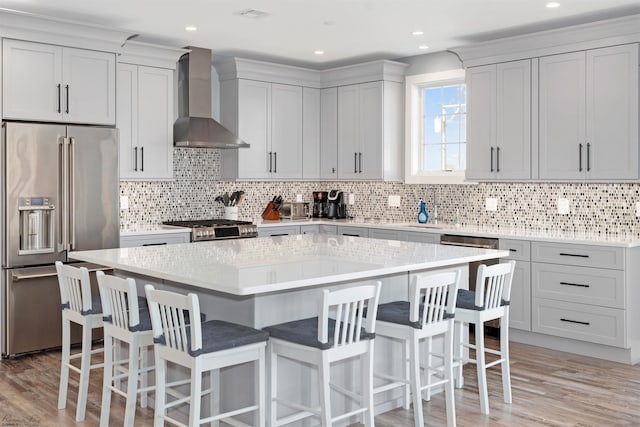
[
  {"xmin": 3, "ymin": 39, "xmax": 115, "ymax": 125},
  {"xmin": 225, "ymin": 79, "xmax": 303, "ymax": 180},
  {"xmin": 539, "ymin": 44, "xmax": 638, "ymax": 180},
  {"xmin": 466, "ymin": 59, "xmax": 531, "ymax": 181},
  {"xmin": 117, "ymin": 63, "xmax": 174, "ymax": 180},
  {"xmin": 302, "ymin": 87, "xmax": 321, "ymax": 179},
  {"xmin": 320, "ymin": 87, "xmax": 338, "ymax": 179},
  {"xmin": 338, "ymin": 81, "xmax": 401, "ymax": 180}
]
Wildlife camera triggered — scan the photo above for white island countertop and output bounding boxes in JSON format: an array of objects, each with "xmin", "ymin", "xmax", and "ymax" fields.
[{"xmin": 70, "ymin": 234, "xmax": 508, "ymax": 296}]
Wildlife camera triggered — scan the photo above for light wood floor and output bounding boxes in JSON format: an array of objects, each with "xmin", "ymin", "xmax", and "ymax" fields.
[{"xmin": 1, "ymin": 337, "xmax": 639, "ymax": 426}]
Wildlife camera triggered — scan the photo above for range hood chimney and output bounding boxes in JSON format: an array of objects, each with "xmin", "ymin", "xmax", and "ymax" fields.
[{"xmin": 174, "ymin": 47, "xmax": 249, "ymax": 148}]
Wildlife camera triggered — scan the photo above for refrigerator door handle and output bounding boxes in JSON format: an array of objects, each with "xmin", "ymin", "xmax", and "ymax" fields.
[
  {"xmin": 69, "ymin": 137, "xmax": 76, "ymax": 251},
  {"xmin": 59, "ymin": 137, "xmax": 69, "ymax": 252}
]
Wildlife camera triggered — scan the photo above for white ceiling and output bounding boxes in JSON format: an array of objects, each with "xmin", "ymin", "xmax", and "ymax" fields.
[{"xmin": 1, "ymin": 0, "xmax": 639, "ymax": 69}]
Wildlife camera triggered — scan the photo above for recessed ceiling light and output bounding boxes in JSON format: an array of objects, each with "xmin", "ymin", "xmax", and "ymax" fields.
[
  {"xmin": 314, "ymin": 50, "xmax": 325, "ymax": 55},
  {"xmin": 546, "ymin": 2, "xmax": 560, "ymax": 8},
  {"xmin": 419, "ymin": 45, "xmax": 429, "ymax": 50},
  {"xmin": 185, "ymin": 25, "xmax": 197, "ymax": 31},
  {"xmin": 412, "ymin": 30, "xmax": 424, "ymax": 36}
]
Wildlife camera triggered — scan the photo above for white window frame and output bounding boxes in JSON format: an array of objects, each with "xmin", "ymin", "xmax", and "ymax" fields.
[{"xmin": 404, "ymin": 69, "xmax": 472, "ymax": 184}]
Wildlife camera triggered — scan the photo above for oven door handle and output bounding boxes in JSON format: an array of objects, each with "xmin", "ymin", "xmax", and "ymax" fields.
[{"xmin": 439, "ymin": 241, "xmax": 497, "ymax": 249}]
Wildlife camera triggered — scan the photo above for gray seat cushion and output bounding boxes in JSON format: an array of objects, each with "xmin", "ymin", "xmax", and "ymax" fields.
[
  {"xmin": 263, "ymin": 317, "xmax": 375, "ymax": 350},
  {"xmin": 102, "ymin": 297, "xmax": 205, "ymax": 332},
  {"xmin": 376, "ymin": 301, "xmax": 454, "ymax": 329},
  {"xmin": 61, "ymin": 295, "xmax": 106, "ymax": 315},
  {"xmin": 456, "ymin": 289, "xmax": 509, "ymax": 311},
  {"xmin": 155, "ymin": 320, "xmax": 268, "ymax": 357}
]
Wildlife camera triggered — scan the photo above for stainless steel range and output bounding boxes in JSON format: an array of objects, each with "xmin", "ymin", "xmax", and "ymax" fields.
[{"xmin": 163, "ymin": 219, "xmax": 258, "ymax": 242}]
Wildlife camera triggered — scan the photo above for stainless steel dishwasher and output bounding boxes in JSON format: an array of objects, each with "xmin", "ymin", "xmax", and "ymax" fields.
[{"xmin": 439, "ymin": 234, "xmax": 501, "ymax": 334}]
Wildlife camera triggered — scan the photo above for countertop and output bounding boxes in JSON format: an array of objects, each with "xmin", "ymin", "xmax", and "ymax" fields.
[
  {"xmin": 71, "ymin": 234, "xmax": 508, "ymax": 296},
  {"xmin": 258, "ymin": 218, "xmax": 640, "ymax": 248}
]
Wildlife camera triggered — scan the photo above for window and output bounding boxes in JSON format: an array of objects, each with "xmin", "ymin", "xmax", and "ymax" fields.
[{"xmin": 405, "ymin": 69, "xmax": 469, "ymax": 184}]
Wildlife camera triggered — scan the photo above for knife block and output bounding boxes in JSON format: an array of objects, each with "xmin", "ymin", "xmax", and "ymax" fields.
[{"xmin": 261, "ymin": 201, "xmax": 280, "ymax": 220}]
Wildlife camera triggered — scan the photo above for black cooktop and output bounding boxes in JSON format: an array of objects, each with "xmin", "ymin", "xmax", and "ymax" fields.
[{"xmin": 163, "ymin": 219, "xmax": 252, "ymax": 228}]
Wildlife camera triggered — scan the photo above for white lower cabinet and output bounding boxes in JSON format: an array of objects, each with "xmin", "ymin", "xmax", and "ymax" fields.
[
  {"xmin": 120, "ymin": 231, "xmax": 191, "ymax": 248},
  {"xmin": 500, "ymin": 239, "xmax": 531, "ymax": 331},
  {"xmin": 258, "ymin": 226, "xmax": 301, "ymax": 237},
  {"xmin": 336, "ymin": 226, "xmax": 369, "ymax": 238},
  {"xmin": 300, "ymin": 224, "xmax": 337, "ymax": 235}
]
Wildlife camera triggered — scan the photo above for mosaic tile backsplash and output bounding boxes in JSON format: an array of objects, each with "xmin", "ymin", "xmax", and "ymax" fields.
[{"xmin": 120, "ymin": 148, "xmax": 640, "ymax": 236}]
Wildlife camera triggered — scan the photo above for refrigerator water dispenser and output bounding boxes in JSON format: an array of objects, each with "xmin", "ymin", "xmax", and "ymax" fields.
[{"xmin": 18, "ymin": 197, "xmax": 55, "ymax": 254}]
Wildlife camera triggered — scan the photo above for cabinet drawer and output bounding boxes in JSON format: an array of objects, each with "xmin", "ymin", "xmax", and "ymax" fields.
[
  {"xmin": 531, "ymin": 241, "xmax": 624, "ymax": 269},
  {"xmin": 368, "ymin": 228, "xmax": 403, "ymax": 241},
  {"xmin": 405, "ymin": 231, "xmax": 440, "ymax": 244},
  {"xmin": 300, "ymin": 224, "xmax": 337, "ymax": 235},
  {"xmin": 532, "ymin": 297, "xmax": 625, "ymax": 348},
  {"xmin": 532, "ymin": 263, "xmax": 624, "ymax": 308},
  {"xmin": 499, "ymin": 239, "xmax": 530, "ymax": 261},
  {"xmin": 120, "ymin": 233, "xmax": 190, "ymax": 248},
  {"xmin": 337, "ymin": 226, "xmax": 369, "ymax": 238},
  {"xmin": 258, "ymin": 226, "xmax": 301, "ymax": 237}
]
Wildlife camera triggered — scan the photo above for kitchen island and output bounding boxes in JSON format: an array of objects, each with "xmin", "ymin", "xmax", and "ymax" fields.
[{"xmin": 70, "ymin": 234, "xmax": 508, "ymax": 424}]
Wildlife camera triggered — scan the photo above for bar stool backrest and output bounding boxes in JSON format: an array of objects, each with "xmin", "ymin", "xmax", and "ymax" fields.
[
  {"xmin": 145, "ymin": 285, "xmax": 202, "ymax": 355},
  {"xmin": 319, "ymin": 281, "xmax": 381, "ymax": 348},
  {"xmin": 55, "ymin": 261, "xmax": 94, "ymax": 314},
  {"xmin": 474, "ymin": 261, "xmax": 516, "ymax": 310},
  {"xmin": 411, "ymin": 270, "xmax": 461, "ymax": 327},
  {"xmin": 97, "ymin": 272, "xmax": 141, "ymax": 331}
]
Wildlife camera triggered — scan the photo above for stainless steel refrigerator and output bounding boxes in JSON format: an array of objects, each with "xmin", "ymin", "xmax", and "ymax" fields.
[{"xmin": 1, "ymin": 122, "xmax": 119, "ymax": 357}]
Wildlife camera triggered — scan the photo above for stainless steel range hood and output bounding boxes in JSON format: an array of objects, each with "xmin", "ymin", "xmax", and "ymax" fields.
[{"xmin": 174, "ymin": 47, "xmax": 249, "ymax": 148}]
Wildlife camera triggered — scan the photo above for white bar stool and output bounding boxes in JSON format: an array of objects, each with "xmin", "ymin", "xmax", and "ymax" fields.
[
  {"xmin": 97, "ymin": 271, "xmax": 155, "ymax": 427},
  {"xmin": 454, "ymin": 260, "xmax": 515, "ymax": 414},
  {"xmin": 144, "ymin": 284, "xmax": 269, "ymax": 427},
  {"xmin": 55, "ymin": 261, "xmax": 104, "ymax": 422},
  {"xmin": 263, "ymin": 281, "xmax": 381, "ymax": 427},
  {"xmin": 374, "ymin": 270, "xmax": 461, "ymax": 427}
]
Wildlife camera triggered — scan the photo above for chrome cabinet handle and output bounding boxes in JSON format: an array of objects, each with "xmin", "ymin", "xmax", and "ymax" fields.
[
  {"xmin": 141, "ymin": 146, "xmax": 144, "ymax": 172},
  {"xmin": 57, "ymin": 84, "xmax": 61, "ymax": 113},
  {"xmin": 274, "ymin": 152, "xmax": 277, "ymax": 173},
  {"xmin": 496, "ymin": 147, "xmax": 500, "ymax": 172},
  {"xmin": 65, "ymin": 85, "xmax": 69, "ymax": 114},
  {"xmin": 134, "ymin": 146, "xmax": 138, "ymax": 171},
  {"xmin": 579, "ymin": 143, "xmax": 583, "ymax": 172},
  {"xmin": 490, "ymin": 147, "xmax": 494, "ymax": 172},
  {"xmin": 354, "ymin": 152, "xmax": 358, "ymax": 173},
  {"xmin": 358, "ymin": 152, "xmax": 362, "ymax": 173},
  {"xmin": 586, "ymin": 142, "xmax": 591, "ymax": 172}
]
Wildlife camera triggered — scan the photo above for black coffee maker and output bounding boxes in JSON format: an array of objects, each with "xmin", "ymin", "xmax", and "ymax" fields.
[
  {"xmin": 312, "ymin": 191, "xmax": 328, "ymax": 218},
  {"xmin": 326, "ymin": 190, "xmax": 347, "ymax": 219}
]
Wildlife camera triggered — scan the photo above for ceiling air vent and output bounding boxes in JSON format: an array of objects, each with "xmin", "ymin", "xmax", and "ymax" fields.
[{"xmin": 235, "ymin": 8, "xmax": 271, "ymax": 19}]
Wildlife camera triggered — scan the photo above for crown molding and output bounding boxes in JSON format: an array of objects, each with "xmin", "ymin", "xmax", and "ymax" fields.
[
  {"xmin": 118, "ymin": 41, "xmax": 189, "ymax": 69},
  {"xmin": 321, "ymin": 59, "xmax": 409, "ymax": 87},
  {"xmin": 451, "ymin": 14, "xmax": 640, "ymax": 68},
  {"xmin": 0, "ymin": 8, "xmax": 133, "ymax": 52},
  {"xmin": 215, "ymin": 57, "xmax": 322, "ymax": 87}
]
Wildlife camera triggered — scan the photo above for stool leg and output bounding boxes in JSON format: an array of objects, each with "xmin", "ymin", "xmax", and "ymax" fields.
[
  {"xmin": 154, "ymin": 355, "xmax": 166, "ymax": 427},
  {"xmin": 409, "ymin": 334, "xmax": 424, "ymax": 427},
  {"xmin": 500, "ymin": 314, "xmax": 512, "ymax": 404},
  {"xmin": 454, "ymin": 320, "xmax": 464, "ymax": 388},
  {"xmin": 402, "ymin": 340, "xmax": 410, "ymax": 409},
  {"xmin": 125, "ymin": 335, "xmax": 139, "ymax": 426},
  {"xmin": 475, "ymin": 322, "xmax": 490, "ymax": 415},
  {"xmin": 58, "ymin": 315, "xmax": 71, "ymax": 410},
  {"xmin": 210, "ymin": 369, "xmax": 220, "ymax": 427},
  {"xmin": 257, "ymin": 348, "xmax": 266, "ymax": 427},
  {"xmin": 444, "ymin": 323, "xmax": 456, "ymax": 427},
  {"xmin": 189, "ymin": 359, "xmax": 203, "ymax": 427},
  {"xmin": 424, "ymin": 336, "xmax": 433, "ymax": 401},
  {"xmin": 318, "ymin": 353, "xmax": 332, "ymax": 427},
  {"xmin": 76, "ymin": 318, "xmax": 93, "ymax": 422},
  {"xmin": 140, "ymin": 345, "xmax": 148, "ymax": 408},
  {"xmin": 268, "ymin": 343, "xmax": 277, "ymax": 427},
  {"xmin": 362, "ymin": 343, "xmax": 375, "ymax": 427},
  {"xmin": 100, "ymin": 334, "xmax": 114, "ymax": 427}
]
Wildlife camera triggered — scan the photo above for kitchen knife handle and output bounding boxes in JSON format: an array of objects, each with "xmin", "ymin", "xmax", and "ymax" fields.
[
  {"xmin": 57, "ymin": 84, "xmax": 61, "ymax": 113},
  {"xmin": 141, "ymin": 146, "xmax": 144, "ymax": 172},
  {"xmin": 490, "ymin": 147, "xmax": 494, "ymax": 172},
  {"xmin": 134, "ymin": 146, "xmax": 138, "ymax": 171},
  {"xmin": 354, "ymin": 152, "xmax": 358, "ymax": 174},
  {"xmin": 65, "ymin": 84, "xmax": 69, "ymax": 114},
  {"xmin": 274, "ymin": 152, "xmax": 277, "ymax": 173},
  {"xmin": 579, "ymin": 143, "xmax": 583, "ymax": 172},
  {"xmin": 359, "ymin": 152, "xmax": 362, "ymax": 173}
]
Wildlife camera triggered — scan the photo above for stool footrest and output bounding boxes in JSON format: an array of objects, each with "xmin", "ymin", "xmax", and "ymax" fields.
[
  {"xmin": 330, "ymin": 382, "xmax": 362, "ymax": 403},
  {"xmin": 332, "ymin": 407, "xmax": 367, "ymax": 423},
  {"xmin": 201, "ymin": 405, "xmax": 259, "ymax": 423}
]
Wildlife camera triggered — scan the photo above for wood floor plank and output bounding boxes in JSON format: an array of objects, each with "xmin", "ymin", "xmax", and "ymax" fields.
[{"xmin": 0, "ymin": 337, "xmax": 639, "ymax": 426}]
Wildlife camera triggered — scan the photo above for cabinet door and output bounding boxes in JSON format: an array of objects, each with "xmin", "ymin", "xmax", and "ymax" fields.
[
  {"xmin": 359, "ymin": 81, "xmax": 383, "ymax": 179},
  {"xmin": 320, "ymin": 87, "xmax": 338, "ymax": 179},
  {"xmin": 2, "ymin": 40, "xmax": 63, "ymax": 122},
  {"xmin": 271, "ymin": 83, "xmax": 302, "ymax": 179},
  {"xmin": 496, "ymin": 60, "xmax": 531, "ymax": 180},
  {"xmin": 337, "ymin": 84, "xmax": 360, "ymax": 179},
  {"xmin": 465, "ymin": 64, "xmax": 496, "ymax": 180},
  {"xmin": 507, "ymin": 260, "xmax": 531, "ymax": 331},
  {"xmin": 302, "ymin": 87, "xmax": 321, "ymax": 179},
  {"xmin": 586, "ymin": 44, "xmax": 638, "ymax": 180},
  {"xmin": 238, "ymin": 80, "xmax": 271, "ymax": 179},
  {"xmin": 368, "ymin": 228, "xmax": 402, "ymax": 241},
  {"xmin": 539, "ymin": 52, "xmax": 586, "ymax": 180},
  {"xmin": 137, "ymin": 66, "xmax": 174, "ymax": 179},
  {"xmin": 62, "ymin": 47, "xmax": 116, "ymax": 125},
  {"xmin": 116, "ymin": 63, "xmax": 139, "ymax": 179}
]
